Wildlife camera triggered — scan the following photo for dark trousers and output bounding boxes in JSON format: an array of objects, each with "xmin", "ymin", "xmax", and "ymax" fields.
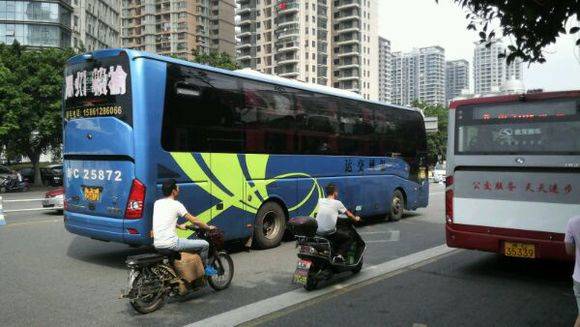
[{"xmin": 326, "ymin": 230, "xmax": 351, "ymax": 256}]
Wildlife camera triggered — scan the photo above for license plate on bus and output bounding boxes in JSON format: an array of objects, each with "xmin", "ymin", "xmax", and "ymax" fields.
[
  {"xmin": 82, "ymin": 186, "xmax": 103, "ymax": 202},
  {"xmin": 293, "ymin": 259, "xmax": 311, "ymax": 285},
  {"xmin": 504, "ymin": 242, "xmax": 535, "ymax": 258}
]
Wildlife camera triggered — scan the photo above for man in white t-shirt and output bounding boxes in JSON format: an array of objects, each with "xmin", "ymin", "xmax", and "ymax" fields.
[
  {"xmin": 152, "ymin": 179, "xmax": 215, "ymax": 271},
  {"xmin": 316, "ymin": 184, "xmax": 360, "ymax": 260},
  {"xmin": 565, "ymin": 215, "xmax": 580, "ymax": 327}
]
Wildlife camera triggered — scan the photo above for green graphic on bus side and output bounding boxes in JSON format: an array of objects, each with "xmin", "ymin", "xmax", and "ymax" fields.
[{"xmin": 171, "ymin": 153, "xmax": 322, "ymax": 239}]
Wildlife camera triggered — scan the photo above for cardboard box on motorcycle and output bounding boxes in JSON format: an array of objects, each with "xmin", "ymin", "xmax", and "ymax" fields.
[{"xmin": 174, "ymin": 252, "xmax": 204, "ymax": 282}]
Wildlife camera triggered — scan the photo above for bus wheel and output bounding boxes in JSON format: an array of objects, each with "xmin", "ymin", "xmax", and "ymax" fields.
[
  {"xmin": 389, "ymin": 190, "xmax": 405, "ymax": 222},
  {"xmin": 253, "ymin": 202, "xmax": 286, "ymax": 249}
]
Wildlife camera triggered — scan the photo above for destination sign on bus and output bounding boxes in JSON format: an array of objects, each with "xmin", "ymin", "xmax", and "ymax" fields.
[{"xmin": 469, "ymin": 99, "xmax": 578, "ymax": 120}]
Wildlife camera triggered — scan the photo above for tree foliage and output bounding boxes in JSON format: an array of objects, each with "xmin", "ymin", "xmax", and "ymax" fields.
[
  {"xmin": 191, "ymin": 50, "xmax": 240, "ymax": 70},
  {"xmin": 413, "ymin": 101, "xmax": 449, "ymax": 163},
  {"xmin": 0, "ymin": 42, "xmax": 75, "ymax": 185},
  {"xmin": 441, "ymin": 0, "xmax": 580, "ymax": 64}
]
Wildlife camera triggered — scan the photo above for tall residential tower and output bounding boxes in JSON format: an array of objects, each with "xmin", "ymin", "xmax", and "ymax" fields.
[
  {"xmin": 71, "ymin": 0, "xmax": 121, "ymax": 51},
  {"xmin": 391, "ymin": 46, "xmax": 446, "ymax": 106},
  {"xmin": 236, "ymin": 0, "xmax": 378, "ymax": 100},
  {"xmin": 445, "ymin": 59, "xmax": 469, "ymax": 104},
  {"xmin": 122, "ymin": 0, "xmax": 235, "ymax": 60},
  {"xmin": 473, "ymin": 39, "xmax": 523, "ymax": 95},
  {"xmin": 378, "ymin": 36, "xmax": 392, "ymax": 103}
]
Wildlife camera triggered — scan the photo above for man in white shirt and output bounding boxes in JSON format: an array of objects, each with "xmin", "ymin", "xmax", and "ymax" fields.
[
  {"xmin": 565, "ymin": 215, "xmax": 580, "ymax": 327},
  {"xmin": 316, "ymin": 184, "xmax": 360, "ymax": 260},
  {"xmin": 152, "ymin": 179, "xmax": 215, "ymax": 269}
]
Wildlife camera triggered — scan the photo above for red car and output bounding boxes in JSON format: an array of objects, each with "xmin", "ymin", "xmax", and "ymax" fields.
[{"xmin": 42, "ymin": 187, "xmax": 64, "ymax": 212}]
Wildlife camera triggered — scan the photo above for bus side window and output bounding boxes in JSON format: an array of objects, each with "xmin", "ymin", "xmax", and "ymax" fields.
[{"xmin": 295, "ymin": 93, "xmax": 339, "ymax": 155}]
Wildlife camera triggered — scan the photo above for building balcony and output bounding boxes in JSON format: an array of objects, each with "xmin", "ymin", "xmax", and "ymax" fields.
[
  {"xmin": 237, "ymin": 43, "xmax": 252, "ymax": 49},
  {"xmin": 336, "ymin": 49, "xmax": 360, "ymax": 57},
  {"xmin": 239, "ymin": 18, "xmax": 252, "ymax": 26},
  {"xmin": 238, "ymin": 54, "xmax": 252, "ymax": 61},
  {"xmin": 335, "ymin": 73, "xmax": 360, "ymax": 81},
  {"xmin": 276, "ymin": 2, "xmax": 299, "ymax": 15},
  {"xmin": 334, "ymin": 14, "xmax": 360, "ymax": 23},
  {"xmin": 276, "ymin": 41, "xmax": 300, "ymax": 52},
  {"xmin": 335, "ymin": 38, "xmax": 360, "ymax": 46},
  {"xmin": 334, "ymin": 25, "xmax": 361, "ymax": 34},
  {"xmin": 278, "ymin": 71, "xmax": 300, "ymax": 78},
  {"xmin": 335, "ymin": 0, "xmax": 361, "ymax": 10},
  {"xmin": 276, "ymin": 28, "xmax": 300, "ymax": 39},
  {"xmin": 276, "ymin": 54, "xmax": 300, "ymax": 65}
]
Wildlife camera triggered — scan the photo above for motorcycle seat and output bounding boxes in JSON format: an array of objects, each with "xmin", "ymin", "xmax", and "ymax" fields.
[{"xmin": 157, "ymin": 249, "xmax": 181, "ymax": 261}]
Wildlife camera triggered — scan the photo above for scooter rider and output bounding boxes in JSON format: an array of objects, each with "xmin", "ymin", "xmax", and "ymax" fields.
[
  {"xmin": 152, "ymin": 179, "xmax": 217, "ymax": 276},
  {"xmin": 316, "ymin": 183, "xmax": 361, "ymax": 262}
]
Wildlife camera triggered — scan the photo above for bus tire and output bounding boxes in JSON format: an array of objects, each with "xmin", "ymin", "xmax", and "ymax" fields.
[
  {"xmin": 389, "ymin": 189, "xmax": 405, "ymax": 222},
  {"xmin": 253, "ymin": 202, "xmax": 286, "ymax": 249}
]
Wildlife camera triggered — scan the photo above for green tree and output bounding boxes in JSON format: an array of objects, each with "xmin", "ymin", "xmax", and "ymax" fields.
[
  {"xmin": 413, "ymin": 101, "xmax": 449, "ymax": 163},
  {"xmin": 191, "ymin": 50, "xmax": 240, "ymax": 70},
  {"xmin": 0, "ymin": 42, "xmax": 75, "ymax": 185},
  {"xmin": 441, "ymin": 0, "xmax": 580, "ymax": 64}
]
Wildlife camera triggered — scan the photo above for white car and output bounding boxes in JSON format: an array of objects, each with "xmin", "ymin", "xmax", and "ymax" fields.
[
  {"xmin": 42, "ymin": 187, "xmax": 64, "ymax": 211},
  {"xmin": 432, "ymin": 163, "xmax": 446, "ymax": 183}
]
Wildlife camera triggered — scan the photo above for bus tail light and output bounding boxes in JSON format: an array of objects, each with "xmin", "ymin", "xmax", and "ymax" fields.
[
  {"xmin": 445, "ymin": 176, "xmax": 453, "ymax": 223},
  {"xmin": 125, "ymin": 179, "xmax": 146, "ymax": 219}
]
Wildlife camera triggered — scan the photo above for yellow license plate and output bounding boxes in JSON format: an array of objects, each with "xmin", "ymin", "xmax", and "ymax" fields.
[
  {"xmin": 83, "ymin": 186, "xmax": 102, "ymax": 202},
  {"xmin": 504, "ymin": 242, "xmax": 536, "ymax": 258}
]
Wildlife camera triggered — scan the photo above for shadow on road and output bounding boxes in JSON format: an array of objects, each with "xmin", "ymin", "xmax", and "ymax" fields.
[
  {"xmin": 66, "ymin": 236, "xmax": 150, "ymax": 269},
  {"xmin": 460, "ymin": 253, "xmax": 573, "ymax": 284}
]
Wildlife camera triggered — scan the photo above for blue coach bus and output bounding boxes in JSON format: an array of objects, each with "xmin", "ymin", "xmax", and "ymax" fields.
[{"xmin": 62, "ymin": 49, "xmax": 429, "ymax": 249}]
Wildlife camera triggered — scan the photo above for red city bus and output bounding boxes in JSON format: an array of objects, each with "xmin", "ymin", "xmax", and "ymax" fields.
[{"xmin": 446, "ymin": 90, "xmax": 580, "ymax": 260}]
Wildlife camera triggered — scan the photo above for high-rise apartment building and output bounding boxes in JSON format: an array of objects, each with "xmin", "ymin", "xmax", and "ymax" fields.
[
  {"xmin": 237, "ymin": 0, "xmax": 332, "ymax": 86},
  {"xmin": 445, "ymin": 59, "xmax": 469, "ymax": 104},
  {"xmin": 122, "ymin": 0, "xmax": 235, "ymax": 60},
  {"xmin": 236, "ymin": 0, "xmax": 378, "ymax": 100},
  {"xmin": 332, "ymin": 0, "xmax": 378, "ymax": 100},
  {"xmin": 391, "ymin": 46, "xmax": 445, "ymax": 106},
  {"xmin": 378, "ymin": 36, "xmax": 392, "ymax": 103},
  {"xmin": 473, "ymin": 39, "xmax": 523, "ymax": 95},
  {"xmin": 0, "ymin": 0, "xmax": 72, "ymax": 48},
  {"xmin": 71, "ymin": 0, "xmax": 121, "ymax": 51}
]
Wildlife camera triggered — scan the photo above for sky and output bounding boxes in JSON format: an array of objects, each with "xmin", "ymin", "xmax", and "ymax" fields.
[{"xmin": 378, "ymin": 0, "xmax": 580, "ymax": 92}]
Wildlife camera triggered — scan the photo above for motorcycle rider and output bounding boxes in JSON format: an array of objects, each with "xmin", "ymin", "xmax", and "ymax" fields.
[
  {"xmin": 152, "ymin": 179, "xmax": 217, "ymax": 276},
  {"xmin": 316, "ymin": 183, "xmax": 361, "ymax": 262}
]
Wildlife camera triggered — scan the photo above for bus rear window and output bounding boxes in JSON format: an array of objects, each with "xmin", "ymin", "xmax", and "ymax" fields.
[
  {"xmin": 63, "ymin": 54, "xmax": 132, "ymax": 125},
  {"xmin": 455, "ymin": 98, "xmax": 580, "ymax": 155}
]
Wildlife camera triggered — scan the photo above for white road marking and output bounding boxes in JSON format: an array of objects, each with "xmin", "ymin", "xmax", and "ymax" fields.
[{"xmin": 185, "ymin": 244, "xmax": 456, "ymax": 327}]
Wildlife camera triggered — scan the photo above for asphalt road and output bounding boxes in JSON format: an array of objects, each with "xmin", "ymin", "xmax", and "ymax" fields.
[{"xmin": 0, "ymin": 184, "xmax": 575, "ymax": 327}]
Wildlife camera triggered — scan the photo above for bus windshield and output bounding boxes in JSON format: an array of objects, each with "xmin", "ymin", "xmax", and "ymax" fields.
[{"xmin": 455, "ymin": 97, "xmax": 580, "ymax": 155}]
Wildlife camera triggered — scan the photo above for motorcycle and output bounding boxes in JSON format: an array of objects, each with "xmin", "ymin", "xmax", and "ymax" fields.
[
  {"xmin": 0, "ymin": 176, "xmax": 29, "ymax": 193},
  {"xmin": 289, "ymin": 215, "xmax": 366, "ymax": 291},
  {"xmin": 121, "ymin": 226, "xmax": 234, "ymax": 314}
]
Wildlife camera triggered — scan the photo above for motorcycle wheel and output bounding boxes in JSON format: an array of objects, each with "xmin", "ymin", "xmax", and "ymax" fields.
[
  {"xmin": 129, "ymin": 271, "xmax": 167, "ymax": 314},
  {"xmin": 304, "ymin": 267, "xmax": 319, "ymax": 291},
  {"xmin": 351, "ymin": 258, "xmax": 363, "ymax": 274},
  {"xmin": 208, "ymin": 252, "xmax": 234, "ymax": 291}
]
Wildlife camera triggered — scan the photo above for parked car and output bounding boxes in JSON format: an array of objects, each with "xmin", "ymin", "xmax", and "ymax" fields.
[
  {"xmin": 432, "ymin": 162, "xmax": 447, "ymax": 183},
  {"xmin": 41, "ymin": 164, "xmax": 63, "ymax": 186},
  {"xmin": 0, "ymin": 165, "xmax": 15, "ymax": 180},
  {"xmin": 42, "ymin": 187, "xmax": 64, "ymax": 212}
]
